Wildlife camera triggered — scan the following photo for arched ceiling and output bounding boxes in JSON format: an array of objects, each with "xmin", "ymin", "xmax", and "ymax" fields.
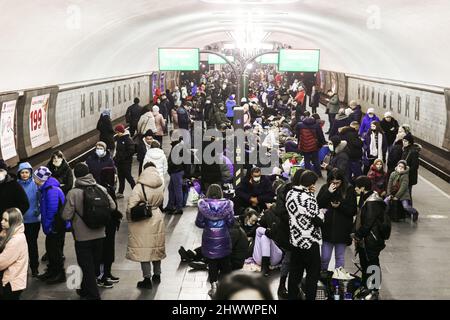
[{"xmin": 0, "ymin": 0, "xmax": 449, "ymax": 92}]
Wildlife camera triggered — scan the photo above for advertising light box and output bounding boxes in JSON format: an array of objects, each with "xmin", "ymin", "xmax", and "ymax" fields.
[
  {"xmin": 278, "ymin": 49, "xmax": 320, "ymax": 72},
  {"xmin": 158, "ymin": 48, "xmax": 200, "ymax": 71},
  {"xmin": 256, "ymin": 53, "xmax": 279, "ymax": 64},
  {"xmin": 208, "ymin": 54, "xmax": 234, "ymax": 65}
]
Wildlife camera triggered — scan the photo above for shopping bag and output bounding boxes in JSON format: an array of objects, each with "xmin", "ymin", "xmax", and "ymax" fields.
[{"xmin": 186, "ymin": 186, "xmax": 200, "ymax": 207}]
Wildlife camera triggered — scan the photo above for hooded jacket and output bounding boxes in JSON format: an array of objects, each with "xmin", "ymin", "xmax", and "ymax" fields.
[
  {"xmin": 125, "ymin": 103, "xmax": 143, "ymax": 128},
  {"xmin": 401, "ymin": 143, "xmax": 421, "ymax": 186},
  {"xmin": 39, "ymin": 177, "xmax": 66, "ymax": 235},
  {"xmin": 317, "ymin": 184, "xmax": 357, "ymax": 245},
  {"xmin": 114, "ymin": 131, "xmax": 135, "ymax": 163},
  {"xmin": 177, "ymin": 106, "xmax": 190, "ymax": 130},
  {"xmin": 17, "ymin": 163, "xmax": 40, "ymax": 224},
  {"xmin": 380, "ymin": 118, "xmax": 399, "ymax": 146},
  {"xmin": 96, "ymin": 114, "xmax": 115, "ymax": 151},
  {"xmin": 86, "ymin": 150, "xmax": 116, "ymax": 184},
  {"xmin": 286, "ymin": 185, "xmax": 323, "ymax": 250},
  {"xmin": 339, "ymin": 126, "xmax": 363, "ymax": 160},
  {"xmin": 359, "ymin": 114, "xmax": 381, "ymax": 136},
  {"xmin": 137, "ymin": 111, "xmax": 157, "ymax": 135},
  {"xmin": 153, "ymin": 111, "xmax": 166, "ymax": 136},
  {"xmin": 195, "ymin": 198, "xmax": 235, "ymax": 259},
  {"xmin": 46, "ymin": 159, "xmax": 74, "ymax": 195},
  {"xmin": 0, "ymin": 173, "xmax": 29, "ymax": 218},
  {"xmin": 143, "ymin": 147, "xmax": 168, "ymax": 180},
  {"xmin": 327, "ymin": 141, "xmax": 350, "ymax": 178},
  {"xmin": 367, "ymin": 163, "xmax": 388, "ymax": 195},
  {"xmin": 387, "ymin": 167, "xmax": 411, "ymax": 201},
  {"xmin": 62, "ymin": 174, "xmax": 115, "ymax": 242},
  {"xmin": 329, "ymin": 113, "xmax": 351, "ymax": 138},
  {"xmin": 327, "ymin": 94, "xmax": 340, "ymax": 114},
  {"xmin": 296, "ymin": 117, "xmax": 326, "ymax": 153},
  {"xmin": 0, "ymin": 224, "xmax": 28, "ymax": 291},
  {"xmin": 354, "ymin": 191, "xmax": 386, "ymax": 251},
  {"xmin": 126, "ymin": 167, "xmax": 165, "ymax": 262}
]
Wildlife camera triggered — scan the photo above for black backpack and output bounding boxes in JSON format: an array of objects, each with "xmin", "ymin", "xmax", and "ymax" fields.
[{"xmin": 77, "ymin": 185, "xmax": 111, "ymax": 229}]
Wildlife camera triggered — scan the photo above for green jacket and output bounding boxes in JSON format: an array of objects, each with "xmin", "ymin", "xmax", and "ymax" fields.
[{"xmin": 387, "ymin": 167, "xmax": 410, "ymax": 201}]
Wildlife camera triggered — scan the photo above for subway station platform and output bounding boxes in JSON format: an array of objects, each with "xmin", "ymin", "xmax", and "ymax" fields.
[{"xmin": 20, "ymin": 105, "xmax": 450, "ymax": 301}]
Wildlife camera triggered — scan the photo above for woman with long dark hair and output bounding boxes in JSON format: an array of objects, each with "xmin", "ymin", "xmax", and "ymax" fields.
[
  {"xmin": 317, "ymin": 168, "xmax": 357, "ymax": 272},
  {"xmin": 362, "ymin": 121, "xmax": 387, "ymax": 174}
]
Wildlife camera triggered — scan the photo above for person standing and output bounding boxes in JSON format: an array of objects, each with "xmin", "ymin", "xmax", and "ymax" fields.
[
  {"xmin": 362, "ymin": 121, "xmax": 387, "ymax": 174},
  {"xmin": 96, "ymin": 109, "xmax": 115, "ymax": 153},
  {"xmin": 165, "ymin": 138, "xmax": 185, "ymax": 215},
  {"xmin": 326, "ymin": 90, "xmax": 339, "ymax": 134},
  {"xmin": 126, "ymin": 163, "xmax": 166, "ymax": 290},
  {"xmin": 125, "ymin": 98, "xmax": 143, "ymax": 137},
  {"xmin": 0, "ymin": 208, "xmax": 29, "ymax": 300},
  {"xmin": 352, "ymin": 176, "xmax": 387, "ymax": 300},
  {"xmin": 285, "ymin": 171, "xmax": 323, "ymax": 300},
  {"xmin": 317, "ymin": 169, "xmax": 357, "ymax": 271},
  {"xmin": 143, "ymin": 141, "xmax": 168, "ymax": 182},
  {"xmin": 225, "ymin": 94, "xmax": 236, "ymax": 122},
  {"xmin": 359, "ymin": 108, "xmax": 380, "ymax": 137},
  {"xmin": 0, "ymin": 160, "xmax": 30, "ymax": 218},
  {"xmin": 195, "ymin": 184, "xmax": 234, "ymax": 298},
  {"xmin": 309, "ymin": 86, "xmax": 320, "ymax": 115},
  {"xmin": 113, "ymin": 124, "xmax": 136, "ymax": 199},
  {"xmin": 400, "ymin": 133, "xmax": 420, "ymax": 198},
  {"xmin": 62, "ymin": 163, "xmax": 116, "ymax": 299},
  {"xmin": 136, "ymin": 130, "xmax": 154, "ymax": 176},
  {"xmin": 348, "ymin": 101, "xmax": 363, "ymax": 124},
  {"xmin": 339, "ymin": 123, "xmax": 364, "ymax": 183},
  {"xmin": 152, "ymin": 106, "xmax": 166, "ymax": 147},
  {"xmin": 380, "ymin": 112, "xmax": 399, "ymax": 149},
  {"xmin": 16, "ymin": 163, "xmax": 41, "ymax": 277},
  {"xmin": 47, "ymin": 151, "xmax": 74, "ymax": 196},
  {"xmin": 137, "ymin": 105, "xmax": 157, "ymax": 137},
  {"xmin": 34, "ymin": 167, "xmax": 67, "ymax": 284}
]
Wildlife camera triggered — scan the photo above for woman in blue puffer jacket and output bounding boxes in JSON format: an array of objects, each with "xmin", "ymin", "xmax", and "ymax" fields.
[
  {"xmin": 17, "ymin": 162, "xmax": 41, "ymax": 277},
  {"xmin": 195, "ymin": 184, "xmax": 234, "ymax": 298}
]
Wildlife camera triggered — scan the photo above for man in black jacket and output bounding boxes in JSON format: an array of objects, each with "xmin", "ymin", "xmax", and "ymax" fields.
[
  {"xmin": 401, "ymin": 133, "xmax": 420, "ymax": 197},
  {"xmin": 0, "ymin": 160, "xmax": 29, "ymax": 222},
  {"xmin": 380, "ymin": 112, "xmax": 399, "ymax": 149},
  {"xmin": 339, "ymin": 123, "xmax": 363, "ymax": 183},
  {"xmin": 113, "ymin": 124, "xmax": 136, "ymax": 198},
  {"xmin": 352, "ymin": 176, "xmax": 386, "ymax": 300},
  {"xmin": 125, "ymin": 98, "xmax": 143, "ymax": 137}
]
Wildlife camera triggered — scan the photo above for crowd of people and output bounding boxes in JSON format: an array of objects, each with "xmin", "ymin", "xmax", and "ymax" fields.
[{"xmin": 0, "ymin": 66, "xmax": 422, "ymax": 301}]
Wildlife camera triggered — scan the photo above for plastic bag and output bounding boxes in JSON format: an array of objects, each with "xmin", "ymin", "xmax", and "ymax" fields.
[{"xmin": 186, "ymin": 186, "xmax": 200, "ymax": 207}]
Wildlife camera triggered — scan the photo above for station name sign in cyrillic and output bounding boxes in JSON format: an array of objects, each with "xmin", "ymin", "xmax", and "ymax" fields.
[
  {"xmin": 158, "ymin": 48, "xmax": 200, "ymax": 71},
  {"xmin": 278, "ymin": 49, "xmax": 320, "ymax": 72}
]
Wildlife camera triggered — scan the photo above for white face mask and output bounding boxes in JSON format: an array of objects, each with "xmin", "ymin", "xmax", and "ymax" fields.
[
  {"xmin": 403, "ymin": 140, "xmax": 409, "ymax": 148},
  {"xmin": 96, "ymin": 148, "xmax": 106, "ymax": 157},
  {"xmin": 328, "ymin": 144, "xmax": 334, "ymax": 152},
  {"xmin": 396, "ymin": 166, "xmax": 405, "ymax": 173},
  {"xmin": 53, "ymin": 158, "xmax": 63, "ymax": 167},
  {"xmin": 0, "ymin": 170, "xmax": 6, "ymax": 182},
  {"xmin": 253, "ymin": 176, "xmax": 261, "ymax": 183}
]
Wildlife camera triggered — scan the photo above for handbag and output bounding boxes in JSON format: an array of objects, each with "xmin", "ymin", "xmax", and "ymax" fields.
[{"xmin": 130, "ymin": 184, "xmax": 153, "ymax": 222}]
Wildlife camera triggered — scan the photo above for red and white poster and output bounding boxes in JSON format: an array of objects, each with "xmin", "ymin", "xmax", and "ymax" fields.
[
  {"xmin": 0, "ymin": 100, "xmax": 17, "ymax": 160},
  {"xmin": 29, "ymin": 94, "xmax": 50, "ymax": 148}
]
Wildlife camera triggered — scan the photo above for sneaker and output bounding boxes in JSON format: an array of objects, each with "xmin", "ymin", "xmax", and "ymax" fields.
[
  {"xmin": 106, "ymin": 275, "xmax": 120, "ymax": 283},
  {"xmin": 97, "ymin": 278, "xmax": 114, "ymax": 289},
  {"xmin": 152, "ymin": 274, "xmax": 161, "ymax": 284},
  {"xmin": 116, "ymin": 193, "xmax": 124, "ymax": 199},
  {"xmin": 137, "ymin": 278, "xmax": 153, "ymax": 289},
  {"xmin": 412, "ymin": 211, "xmax": 419, "ymax": 222},
  {"xmin": 337, "ymin": 267, "xmax": 354, "ymax": 280},
  {"xmin": 364, "ymin": 291, "xmax": 380, "ymax": 300}
]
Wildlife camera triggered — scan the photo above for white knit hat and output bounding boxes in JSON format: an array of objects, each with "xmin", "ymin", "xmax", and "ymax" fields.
[
  {"xmin": 367, "ymin": 108, "xmax": 375, "ymax": 114},
  {"xmin": 384, "ymin": 111, "xmax": 392, "ymax": 118}
]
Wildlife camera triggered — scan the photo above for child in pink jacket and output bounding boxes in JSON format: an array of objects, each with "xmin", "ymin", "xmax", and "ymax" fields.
[{"xmin": 0, "ymin": 208, "xmax": 29, "ymax": 300}]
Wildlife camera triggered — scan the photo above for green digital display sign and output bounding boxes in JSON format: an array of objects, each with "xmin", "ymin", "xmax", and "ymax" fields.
[
  {"xmin": 208, "ymin": 54, "xmax": 234, "ymax": 65},
  {"xmin": 158, "ymin": 48, "xmax": 200, "ymax": 71},
  {"xmin": 278, "ymin": 49, "xmax": 320, "ymax": 72}
]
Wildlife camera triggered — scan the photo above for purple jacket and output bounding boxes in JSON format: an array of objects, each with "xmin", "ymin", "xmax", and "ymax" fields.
[
  {"xmin": 195, "ymin": 198, "xmax": 234, "ymax": 259},
  {"xmin": 359, "ymin": 114, "xmax": 380, "ymax": 137}
]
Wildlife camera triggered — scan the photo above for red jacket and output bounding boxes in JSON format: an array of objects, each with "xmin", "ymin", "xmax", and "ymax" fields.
[
  {"xmin": 295, "ymin": 90, "xmax": 305, "ymax": 105},
  {"xmin": 296, "ymin": 117, "xmax": 326, "ymax": 153},
  {"xmin": 367, "ymin": 164, "xmax": 388, "ymax": 195}
]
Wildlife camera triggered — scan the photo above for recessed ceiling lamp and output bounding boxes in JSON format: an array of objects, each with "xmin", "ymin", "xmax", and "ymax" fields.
[{"xmin": 201, "ymin": 0, "xmax": 299, "ymax": 4}]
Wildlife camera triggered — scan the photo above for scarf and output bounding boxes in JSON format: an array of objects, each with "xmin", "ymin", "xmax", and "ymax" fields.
[{"xmin": 369, "ymin": 132, "xmax": 383, "ymax": 158}]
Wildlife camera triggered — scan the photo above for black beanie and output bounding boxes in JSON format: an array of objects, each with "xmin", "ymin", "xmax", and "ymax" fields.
[
  {"xmin": 74, "ymin": 162, "xmax": 89, "ymax": 178},
  {"xmin": 330, "ymin": 135, "xmax": 342, "ymax": 149},
  {"xmin": 403, "ymin": 133, "xmax": 414, "ymax": 145}
]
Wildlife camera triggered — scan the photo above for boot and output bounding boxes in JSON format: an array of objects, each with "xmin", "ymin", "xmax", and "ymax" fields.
[
  {"xmin": 208, "ymin": 282, "xmax": 218, "ymax": 298},
  {"xmin": 178, "ymin": 246, "xmax": 190, "ymax": 262},
  {"xmin": 277, "ymin": 276, "xmax": 288, "ymax": 299},
  {"xmin": 46, "ymin": 271, "xmax": 66, "ymax": 285},
  {"xmin": 189, "ymin": 261, "xmax": 208, "ymax": 271},
  {"xmin": 261, "ymin": 257, "xmax": 270, "ymax": 277},
  {"xmin": 137, "ymin": 277, "xmax": 153, "ymax": 289}
]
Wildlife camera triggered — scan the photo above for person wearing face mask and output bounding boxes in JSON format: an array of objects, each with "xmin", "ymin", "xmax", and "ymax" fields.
[
  {"xmin": 385, "ymin": 160, "xmax": 419, "ymax": 222},
  {"xmin": 387, "ymin": 125, "xmax": 410, "ymax": 176},
  {"xmin": 348, "ymin": 100, "xmax": 363, "ymax": 124},
  {"xmin": 235, "ymin": 167, "xmax": 275, "ymax": 216},
  {"xmin": 114, "ymin": 124, "xmax": 136, "ymax": 199},
  {"xmin": 86, "ymin": 142, "xmax": 116, "ymax": 184},
  {"xmin": 326, "ymin": 136, "xmax": 350, "ymax": 183},
  {"xmin": 367, "ymin": 159, "xmax": 388, "ymax": 197},
  {"xmin": 0, "ymin": 160, "xmax": 29, "ymax": 221},
  {"xmin": 285, "ymin": 170, "xmax": 324, "ymax": 300},
  {"xmin": 362, "ymin": 121, "xmax": 387, "ymax": 175},
  {"xmin": 16, "ymin": 162, "xmax": 41, "ymax": 277},
  {"xmin": 46, "ymin": 150, "xmax": 74, "ymax": 195},
  {"xmin": 329, "ymin": 108, "xmax": 352, "ymax": 138},
  {"xmin": 380, "ymin": 112, "xmax": 399, "ymax": 149},
  {"xmin": 400, "ymin": 133, "xmax": 421, "ymax": 198},
  {"xmin": 359, "ymin": 108, "xmax": 380, "ymax": 137}
]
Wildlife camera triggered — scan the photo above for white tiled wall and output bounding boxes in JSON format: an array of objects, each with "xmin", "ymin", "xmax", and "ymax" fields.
[
  {"xmin": 55, "ymin": 75, "xmax": 150, "ymax": 145},
  {"xmin": 347, "ymin": 77, "xmax": 447, "ymax": 149}
]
